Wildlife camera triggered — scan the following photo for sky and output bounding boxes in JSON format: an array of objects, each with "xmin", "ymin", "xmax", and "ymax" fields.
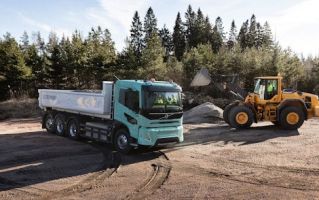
[{"xmin": 0, "ymin": 0, "xmax": 318, "ymax": 57}]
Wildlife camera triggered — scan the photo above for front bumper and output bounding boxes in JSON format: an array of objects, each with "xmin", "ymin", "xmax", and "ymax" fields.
[{"xmin": 137, "ymin": 125, "xmax": 183, "ymax": 146}]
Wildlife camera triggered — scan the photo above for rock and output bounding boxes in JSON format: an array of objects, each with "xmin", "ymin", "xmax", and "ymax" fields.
[{"xmin": 183, "ymin": 102, "xmax": 224, "ymax": 124}]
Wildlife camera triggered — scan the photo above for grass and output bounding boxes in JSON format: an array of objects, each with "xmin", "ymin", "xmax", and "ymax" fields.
[{"xmin": 0, "ymin": 98, "xmax": 42, "ymax": 120}]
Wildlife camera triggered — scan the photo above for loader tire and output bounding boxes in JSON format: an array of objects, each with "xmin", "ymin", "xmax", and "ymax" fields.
[
  {"xmin": 279, "ymin": 107, "xmax": 304, "ymax": 130},
  {"xmin": 223, "ymin": 103, "xmax": 235, "ymax": 125},
  {"xmin": 229, "ymin": 105, "xmax": 254, "ymax": 129}
]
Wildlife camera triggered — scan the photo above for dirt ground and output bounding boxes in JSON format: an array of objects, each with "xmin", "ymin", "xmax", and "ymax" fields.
[{"xmin": 0, "ymin": 118, "xmax": 319, "ymax": 200}]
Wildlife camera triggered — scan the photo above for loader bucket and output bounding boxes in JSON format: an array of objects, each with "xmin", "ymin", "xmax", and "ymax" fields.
[{"xmin": 190, "ymin": 68, "xmax": 211, "ymax": 87}]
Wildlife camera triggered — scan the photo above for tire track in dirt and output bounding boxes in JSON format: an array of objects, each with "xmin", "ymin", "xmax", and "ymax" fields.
[
  {"xmin": 125, "ymin": 151, "xmax": 171, "ymax": 200},
  {"xmin": 40, "ymin": 145, "xmax": 122, "ymax": 200}
]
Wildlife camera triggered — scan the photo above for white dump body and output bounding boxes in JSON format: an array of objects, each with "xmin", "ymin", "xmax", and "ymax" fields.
[{"xmin": 38, "ymin": 81, "xmax": 113, "ymax": 118}]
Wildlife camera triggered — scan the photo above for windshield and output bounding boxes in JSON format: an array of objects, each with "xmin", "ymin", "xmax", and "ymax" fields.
[{"xmin": 144, "ymin": 91, "xmax": 182, "ymax": 113}]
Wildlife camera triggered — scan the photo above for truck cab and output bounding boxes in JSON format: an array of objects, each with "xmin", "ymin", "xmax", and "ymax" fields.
[{"xmin": 113, "ymin": 80, "xmax": 183, "ymax": 152}]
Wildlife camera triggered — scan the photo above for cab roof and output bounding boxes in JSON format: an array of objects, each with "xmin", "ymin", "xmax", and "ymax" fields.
[{"xmin": 116, "ymin": 80, "xmax": 182, "ymax": 90}]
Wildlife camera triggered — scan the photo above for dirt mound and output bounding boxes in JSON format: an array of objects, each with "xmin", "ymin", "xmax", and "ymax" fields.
[{"xmin": 183, "ymin": 102, "xmax": 223, "ymax": 124}]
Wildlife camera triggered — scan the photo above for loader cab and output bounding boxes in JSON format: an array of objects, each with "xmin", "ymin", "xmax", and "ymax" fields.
[{"xmin": 254, "ymin": 77, "xmax": 282, "ymax": 102}]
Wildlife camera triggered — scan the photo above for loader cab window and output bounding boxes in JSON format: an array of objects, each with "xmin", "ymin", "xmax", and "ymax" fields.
[
  {"xmin": 119, "ymin": 89, "xmax": 140, "ymax": 113},
  {"xmin": 254, "ymin": 79, "xmax": 278, "ymax": 100}
]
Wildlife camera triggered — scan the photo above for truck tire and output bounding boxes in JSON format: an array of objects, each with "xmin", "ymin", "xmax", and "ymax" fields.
[
  {"xmin": 44, "ymin": 113, "xmax": 55, "ymax": 134},
  {"xmin": 279, "ymin": 107, "xmax": 304, "ymax": 130},
  {"xmin": 54, "ymin": 113, "xmax": 66, "ymax": 136},
  {"xmin": 114, "ymin": 129, "xmax": 132, "ymax": 154},
  {"xmin": 223, "ymin": 103, "xmax": 235, "ymax": 125},
  {"xmin": 67, "ymin": 118, "xmax": 80, "ymax": 140},
  {"xmin": 229, "ymin": 105, "xmax": 254, "ymax": 129}
]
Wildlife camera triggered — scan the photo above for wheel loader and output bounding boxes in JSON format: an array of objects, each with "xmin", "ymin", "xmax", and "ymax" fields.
[
  {"xmin": 191, "ymin": 68, "xmax": 319, "ymax": 130},
  {"xmin": 223, "ymin": 76, "xmax": 319, "ymax": 129}
]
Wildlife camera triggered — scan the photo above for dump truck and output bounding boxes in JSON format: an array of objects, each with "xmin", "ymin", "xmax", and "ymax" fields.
[
  {"xmin": 191, "ymin": 68, "xmax": 319, "ymax": 130},
  {"xmin": 38, "ymin": 80, "xmax": 183, "ymax": 153}
]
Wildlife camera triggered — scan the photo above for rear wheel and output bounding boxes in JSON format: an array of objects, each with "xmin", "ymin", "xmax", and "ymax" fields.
[
  {"xmin": 279, "ymin": 107, "xmax": 304, "ymax": 130},
  {"xmin": 44, "ymin": 113, "xmax": 55, "ymax": 133},
  {"xmin": 54, "ymin": 114, "xmax": 66, "ymax": 136},
  {"xmin": 229, "ymin": 105, "xmax": 254, "ymax": 129},
  {"xmin": 223, "ymin": 103, "xmax": 236, "ymax": 125},
  {"xmin": 67, "ymin": 118, "xmax": 81, "ymax": 140},
  {"xmin": 114, "ymin": 129, "xmax": 132, "ymax": 154}
]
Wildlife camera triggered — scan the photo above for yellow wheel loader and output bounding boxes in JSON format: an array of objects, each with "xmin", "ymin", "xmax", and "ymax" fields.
[
  {"xmin": 223, "ymin": 76, "xmax": 319, "ymax": 129},
  {"xmin": 191, "ymin": 68, "xmax": 319, "ymax": 130}
]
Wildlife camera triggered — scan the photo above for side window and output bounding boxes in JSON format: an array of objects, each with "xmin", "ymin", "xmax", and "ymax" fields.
[
  {"xmin": 119, "ymin": 89, "xmax": 140, "ymax": 113},
  {"xmin": 265, "ymin": 79, "xmax": 278, "ymax": 100}
]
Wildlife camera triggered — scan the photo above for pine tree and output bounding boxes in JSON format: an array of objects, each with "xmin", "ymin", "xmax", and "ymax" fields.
[
  {"xmin": 140, "ymin": 32, "xmax": 166, "ymax": 79},
  {"xmin": 47, "ymin": 32, "xmax": 64, "ymax": 89},
  {"xmin": 159, "ymin": 25, "xmax": 174, "ymax": 61},
  {"xmin": 184, "ymin": 5, "xmax": 196, "ymax": 48},
  {"xmin": 262, "ymin": 21, "xmax": 273, "ymax": 47},
  {"xmin": 255, "ymin": 22, "xmax": 263, "ymax": 49},
  {"xmin": 0, "ymin": 33, "xmax": 31, "ymax": 98},
  {"xmin": 211, "ymin": 17, "xmax": 224, "ymax": 53},
  {"xmin": 238, "ymin": 20, "xmax": 249, "ymax": 49},
  {"xmin": 203, "ymin": 16, "xmax": 213, "ymax": 44},
  {"xmin": 20, "ymin": 31, "xmax": 30, "ymax": 52},
  {"xmin": 194, "ymin": 8, "xmax": 206, "ymax": 46},
  {"xmin": 227, "ymin": 20, "xmax": 237, "ymax": 49},
  {"xmin": 130, "ymin": 11, "xmax": 143, "ymax": 62},
  {"xmin": 247, "ymin": 14, "xmax": 257, "ymax": 48},
  {"xmin": 144, "ymin": 7, "xmax": 158, "ymax": 42},
  {"xmin": 215, "ymin": 17, "xmax": 225, "ymax": 40},
  {"xmin": 173, "ymin": 12, "xmax": 186, "ymax": 61}
]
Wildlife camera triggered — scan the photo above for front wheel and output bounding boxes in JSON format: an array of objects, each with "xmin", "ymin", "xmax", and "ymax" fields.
[
  {"xmin": 229, "ymin": 105, "xmax": 254, "ymax": 129},
  {"xmin": 114, "ymin": 129, "xmax": 132, "ymax": 154}
]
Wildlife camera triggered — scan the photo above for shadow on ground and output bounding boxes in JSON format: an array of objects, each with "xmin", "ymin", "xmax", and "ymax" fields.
[{"xmin": 0, "ymin": 122, "xmax": 299, "ymax": 192}]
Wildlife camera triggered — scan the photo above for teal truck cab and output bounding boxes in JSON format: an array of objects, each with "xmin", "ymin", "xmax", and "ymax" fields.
[{"xmin": 39, "ymin": 80, "xmax": 183, "ymax": 153}]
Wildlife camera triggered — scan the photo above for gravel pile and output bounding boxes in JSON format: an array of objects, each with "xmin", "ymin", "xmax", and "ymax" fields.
[{"xmin": 183, "ymin": 102, "xmax": 223, "ymax": 124}]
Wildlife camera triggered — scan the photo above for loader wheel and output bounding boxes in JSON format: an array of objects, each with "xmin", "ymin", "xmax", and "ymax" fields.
[
  {"xmin": 54, "ymin": 114, "xmax": 66, "ymax": 136},
  {"xmin": 229, "ymin": 106, "xmax": 254, "ymax": 129},
  {"xmin": 279, "ymin": 107, "xmax": 304, "ymax": 130},
  {"xmin": 114, "ymin": 129, "xmax": 132, "ymax": 154},
  {"xmin": 44, "ymin": 113, "xmax": 55, "ymax": 134},
  {"xmin": 223, "ymin": 103, "xmax": 236, "ymax": 124}
]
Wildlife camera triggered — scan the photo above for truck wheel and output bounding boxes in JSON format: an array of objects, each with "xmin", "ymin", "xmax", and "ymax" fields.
[
  {"xmin": 54, "ymin": 114, "xmax": 66, "ymax": 136},
  {"xmin": 223, "ymin": 103, "xmax": 235, "ymax": 125},
  {"xmin": 67, "ymin": 118, "xmax": 80, "ymax": 140},
  {"xmin": 114, "ymin": 129, "xmax": 132, "ymax": 154},
  {"xmin": 44, "ymin": 113, "xmax": 55, "ymax": 133},
  {"xmin": 229, "ymin": 105, "xmax": 254, "ymax": 129},
  {"xmin": 279, "ymin": 107, "xmax": 304, "ymax": 130}
]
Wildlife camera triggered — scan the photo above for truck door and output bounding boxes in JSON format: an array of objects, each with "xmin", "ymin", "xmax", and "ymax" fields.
[{"xmin": 115, "ymin": 88, "xmax": 140, "ymax": 139}]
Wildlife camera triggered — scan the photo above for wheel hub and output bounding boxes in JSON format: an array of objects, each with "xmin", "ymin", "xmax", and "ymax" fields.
[
  {"xmin": 46, "ymin": 118, "xmax": 54, "ymax": 129},
  {"xmin": 56, "ymin": 120, "xmax": 64, "ymax": 133},
  {"xmin": 286, "ymin": 112, "xmax": 299, "ymax": 125},
  {"xmin": 69, "ymin": 123, "xmax": 77, "ymax": 137},
  {"xmin": 236, "ymin": 112, "xmax": 249, "ymax": 125},
  {"xmin": 117, "ymin": 134, "xmax": 128, "ymax": 150}
]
